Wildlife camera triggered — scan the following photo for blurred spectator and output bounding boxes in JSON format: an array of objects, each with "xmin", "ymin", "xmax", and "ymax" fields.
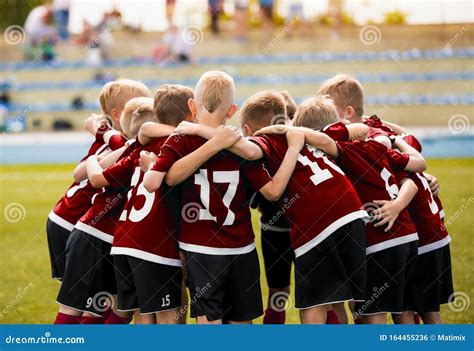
[
  {"xmin": 234, "ymin": 0, "xmax": 248, "ymax": 42},
  {"xmin": 286, "ymin": 0, "xmax": 309, "ymax": 37},
  {"xmin": 329, "ymin": 0, "xmax": 344, "ymax": 38},
  {"xmin": 24, "ymin": 4, "xmax": 58, "ymax": 61},
  {"xmin": 96, "ymin": 9, "xmax": 122, "ymax": 60},
  {"xmin": 166, "ymin": 0, "xmax": 176, "ymax": 25},
  {"xmin": 208, "ymin": 0, "xmax": 223, "ymax": 35},
  {"xmin": 161, "ymin": 24, "xmax": 193, "ymax": 63},
  {"xmin": 259, "ymin": 0, "xmax": 274, "ymax": 36},
  {"xmin": 77, "ymin": 8, "xmax": 121, "ymax": 67},
  {"xmin": 53, "ymin": 0, "xmax": 70, "ymax": 41}
]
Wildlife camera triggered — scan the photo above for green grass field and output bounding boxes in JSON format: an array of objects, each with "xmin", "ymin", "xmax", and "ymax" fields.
[{"xmin": 0, "ymin": 158, "xmax": 473, "ymax": 324}]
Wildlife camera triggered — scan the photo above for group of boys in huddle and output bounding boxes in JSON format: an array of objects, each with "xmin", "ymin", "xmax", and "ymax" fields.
[{"xmin": 46, "ymin": 70, "xmax": 453, "ymax": 325}]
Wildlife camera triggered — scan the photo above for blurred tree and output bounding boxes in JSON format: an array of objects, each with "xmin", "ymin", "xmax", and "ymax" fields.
[
  {"xmin": 0, "ymin": 0, "xmax": 45, "ymax": 29},
  {"xmin": 384, "ymin": 11, "xmax": 407, "ymax": 25}
]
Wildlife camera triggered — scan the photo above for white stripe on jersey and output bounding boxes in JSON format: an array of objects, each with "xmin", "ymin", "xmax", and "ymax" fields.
[
  {"xmin": 48, "ymin": 211, "xmax": 75, "ymax": 231},
  {"xmin": 110, "ymin": 247, "xmax": 182, "ymax": 267},
  {"xmin": 179, "ymin": 241, "xmax": 256, "ymax": 256},
  {"xmin": 418, "ymin": 235, "xmax": 451, "ymax": 255},
  {"xmin": 294, "ymin": 210, "xmax": 369, "ymax": 258},
  {"xmin": 74, "ymin": 221, "xmax": 114, "ymax": 244},
  {"xmin": 366, "ymin": 233, "xmax": 419, "ymax": 255}
]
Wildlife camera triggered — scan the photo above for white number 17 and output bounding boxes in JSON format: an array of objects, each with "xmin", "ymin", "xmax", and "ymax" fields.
[{"xmin": 195, "ymin": 169, "xmax": 239, "ymax": 226}]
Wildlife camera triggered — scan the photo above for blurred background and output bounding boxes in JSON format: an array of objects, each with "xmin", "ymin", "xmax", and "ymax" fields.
[{"xmin": 0, "ymin": 0, "xmax": 472, "ymax": 324}]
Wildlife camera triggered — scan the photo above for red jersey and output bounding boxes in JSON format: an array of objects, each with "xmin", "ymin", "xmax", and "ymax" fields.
[
  {"xmin": 48, "ymin": 125, "xmax": 127, "ymax": 231},
  {"xmin": 107, "ymin": 137, "xmax": 181, "ymax": 266},
  {"xmin": 250, "ymin": 122, "xmax": 351, "ymax": 233},
  {"xmin": 75, "ymin": 140, "xmax": 137, "ymax": 243},
  {"xmin": 250, "ymin": 134, "xmax": 366, "ymax": 258},
  {"xmin": 335, "ymin": 140, "xmax": 418, "ymax": 254},
  {"xmin": 152, "ymin": 134, "xmax": 272, "ymax": 255},
  {"xmin": 321, "ymin": 121, "xmax": 351, "ymax": 141},
  {"xmin": 435, "ymin": 196, "xmax": 445, "ymax": 221},
  {"xmin": 408, "ymin": 172, "xmax": 450, "ymax": 254}
]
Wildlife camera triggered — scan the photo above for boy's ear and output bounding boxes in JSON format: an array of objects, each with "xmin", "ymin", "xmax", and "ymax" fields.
[
  {"xmin": 188, "ymin": 98, "xmax": 197, "ymax": 116},
  {"xmin": 110, "ymin": 108, "xmax": 122, "ymax": 131},
  {"xmin": 226, "ymin": 104, "xmax": 238, "ymax": 119},
  {"xmin": 243, "ymin": 123, "xmax": 254, "ymax": 137},
  {"xmin": 346, "ymin": 106, "xmax": 356, "ymax": 120}
]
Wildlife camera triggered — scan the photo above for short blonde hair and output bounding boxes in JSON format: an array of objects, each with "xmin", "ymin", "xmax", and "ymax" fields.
[
  {"xmin": 317, "ymin": 74, "xmax": 364, "ymax": 119},
  {"xmin": 99, "ymin": 79, "xmax": 150, "ymax": 118},
  {"xmin": 120, "ymin": 97, "xmax": 154, "ymax": 138},
  {"xmin": 154, "ymin": 84, "xmax": 194, "ymax": 126},
  {"xmin": 240, "ymin": 90, "xmax": 287, "ymax": 131},
  {"xmin": 292, "ymin": 96, "xmax": 339, "ymax": 130},
  {"xmin": 129, "ymin": 104, "xmax": 157, "ymax": 139},
  {"xmin": 281, "ymin": 90, "xmax": 297, "ymax": 120},
  {"xmin": 194, "ymin": 71, "xmax": 235, "ymax": 114}
]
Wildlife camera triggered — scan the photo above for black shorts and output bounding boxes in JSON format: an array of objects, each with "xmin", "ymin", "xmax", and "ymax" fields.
[
  {"xmin": 46, "ymin": 218, "xmax": 72, "ymax": 280},
  {"xmin": 113, "ymin": 255, "xmax": 182, "ymax": 314},
  {"xmin": 405, "ymin": 244, "xmax": 454, "ymax": 313},
  {"xmin": 57, "ymin": 229, "xmax": 117, "ymax": 316},
  {"xmin": 354, "ymin": 240, "xmax": 418, "ymax": 316},
  {"xmin": 294, "ymin": 219, "xmax": 366, "ymax": 309},
  {"xmin": 184, "ymin": 249, "xmax": 263, "ymax": 322},
  {"xmin": 261, "ymin": 228, "xmax": 294, "ymax": 289}
]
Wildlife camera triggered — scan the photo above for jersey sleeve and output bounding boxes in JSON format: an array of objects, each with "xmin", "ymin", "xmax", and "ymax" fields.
[
  {"xmin": 320, "ymin": 122, "xmax": 349, "ymax": 141},
  {"xmin": 402, "ymin": 134, "xmax": 423, "ymax": 152},
  {"xmin": 151, "ymin": 135, "xmax": 185, "ymax": 173},
  {"xmin": 107, "ymin": 133, "xmax": 127, "ymax": 150},
  {"xmin": 103, "ymin": 153, "xmax": 135, "ymax": 188},
  {"xmin": 241, "ymin": 160, "xmax": 272, "ymax": 192},
  {"xmin": 335, "ymin": 140, "xmax": 356, "ymax": 155},
  {"xmin": 395, "ymin": 169, "xmax": 410, "ymax": 183},
  {"xmin": 95, "ymin": 123, "xmax": 112, "ymax": 144},
  {"xmin": 249, "ymin": 135, "xmax": 273, "ymax": 157},
  {"xmin": 387, "ymin": 149, "xmax": 410, "ymax": 170}
]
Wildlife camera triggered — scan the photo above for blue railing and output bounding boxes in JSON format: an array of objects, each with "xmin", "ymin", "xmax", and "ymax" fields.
[
  {"xmin": 3, "ymin": 71, "xmax": 473, "ymax": 92},
  {"xmin": 0, "ymin": 47, "xmax": 472, "ymax": 71}
]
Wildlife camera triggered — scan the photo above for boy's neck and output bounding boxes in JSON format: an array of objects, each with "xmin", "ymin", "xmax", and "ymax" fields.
[
  {"xmin": 349, "ymin": 116, "xmax": 363, "ymax": 124},
  {"xmin": 197, "ymin": 110, "xmax": 226, "ymax": 128}
]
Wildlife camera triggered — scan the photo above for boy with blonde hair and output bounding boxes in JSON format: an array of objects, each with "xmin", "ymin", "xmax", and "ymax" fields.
[
  {"xmin": 142, "ymin": 71, "xmax": 304, "ymax": 324},
  {"xmin": 267, "ymin": 96, "xmax": 426, "ymax": 324},
  {"xmin": 84, "ymin": 85, "xmax": 194, "ymax": 324},
  {"xmin": 47, "ymin": 81, "xmax": 149, "ymax": 288},
  {"xmin": 54, "ymin": 81, "xmax": 151, "ymax": 325}
]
